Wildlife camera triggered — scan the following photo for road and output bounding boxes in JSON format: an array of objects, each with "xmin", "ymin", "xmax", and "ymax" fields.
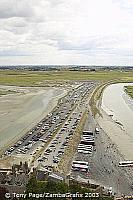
[
  {"xmin": 33, "ymin": 82, "xmax": 95, "ymax": 169},
  {"xmin": 2, "ymin": 80, "xmax": 132, "ymax": 196},
  {"xmin": 3, "ymin": 82, "xmax": 96, "ymax": 164}
]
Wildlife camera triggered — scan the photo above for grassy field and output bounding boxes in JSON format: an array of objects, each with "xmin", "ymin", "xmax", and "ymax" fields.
[
  {"xmin": 124, "ymin": 86, "xmax": 133, "ymax": 99},
  {"xmin": 0, "ymin": 90, "xmax": 17, "ymax": 96},
  {"xmin": 0, "ymin": 70, "xmax": 132, "ymax": 117},
  {"xmin": 0, "ymin": 70, "xmax": 133, "ymax": 86}
]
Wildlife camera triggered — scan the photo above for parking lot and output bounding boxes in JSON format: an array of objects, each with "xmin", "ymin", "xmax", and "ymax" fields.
[
  {"xmin": 3, "ymin": 82, "xmax": 96, "ymax": 167},
  {"xmin": 33, "ymin": 82, "xmax": 95, "ymax": 169},
  {"xmin": 36, "ymin": 106, "xmax": 84, "ymax": 168},
  {"xmin": 71, "ymin": 112, "xmax": 133, "ymax": 196}
]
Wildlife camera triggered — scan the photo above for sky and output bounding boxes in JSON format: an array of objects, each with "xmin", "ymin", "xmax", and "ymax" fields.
[{"xmin": 0, "ymin": 0, "xmax": 133, "ymax": 65}]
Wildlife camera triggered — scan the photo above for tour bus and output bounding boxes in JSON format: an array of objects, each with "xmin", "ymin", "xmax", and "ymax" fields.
[
  {"xmin": 82, "ymin": 135, "xmax": 95, "ymax": 138},
  {"xmin": 82, "ymin": 139, "xmax": 95, "ymax": 143},
  {"xmin": 73, "ymin": 160, "xmax": 88, "ymax": 166},
  {"xmin": 82, "ymin": 137, "xmax": 95, "ymax": 141},
  {"xmin": 78, "ymin": 143, "xmax": 93, "ymax": 146},
  {"xmin": 82, "ymin": 135, "xmax": 94, "ymax": 138},
  {"xmin": 118, "ymin": 161, "xmax": 133, "ymax": 167},
  {"xmin": 78, "ymin": 144, "xmax": 93, "ymax": 148},
  {"xmin": 78, "ymin": 146, "xmax": 93, "ymax": 150},
  {"xmin": 72, "ymin": 164, "xmax": 89, "ymax": 172},
  {"xmin": 78, "ymin": 148, "xmax": 92, "ymax": 152},
  {"xmin": 83, "ymin": 131, "xmax": 94, "ymax": 136},
  {"xmin": 78, "ymin": 150, "xmax": 92, "ymax": 154},
  {"xmin": 72, "ymin": 160, "xmax": 89, "ymax": 172},
  {"xmin": 81, "ymin": 140, "xmax": 95, "ymax": 146},
  {"xmin": 83, "ymin": 134, "xmax": 94, "ymax": 137}
]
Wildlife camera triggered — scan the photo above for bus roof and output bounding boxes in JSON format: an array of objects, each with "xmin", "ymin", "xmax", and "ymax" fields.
[
  {"xmin": 78, "ymin": 144, "xmax": 93, "ymax": 147},
  {"xmin": 72, "ymin": 164, "xmax": 89, "ymax": 169},
  {"xmin": 73, "ymin": 160, "xmax": 88, "ymax": 165},
  {"xmin": 119, "ymin": 161, "xmax": 133, "ymax": 164}
]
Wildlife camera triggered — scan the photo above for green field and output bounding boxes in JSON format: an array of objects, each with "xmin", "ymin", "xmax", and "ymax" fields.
[
  {"xmin": 124, "ymin": 86, "xmax": 133, "ymax": 99},
  {"xmin": 0, "ymin": 90, "xmax": 17, "ymax": 96},
  {"xmin": 0, "ymin": 70, "xmax": 133, "ymax": 86},
  {"xmin": 0, "ymin": 70, "xmax": 132, "ymax": 116}
]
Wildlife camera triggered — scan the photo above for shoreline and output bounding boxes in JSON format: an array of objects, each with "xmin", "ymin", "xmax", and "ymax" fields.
[
  {"xmin": 124, "ymin": 86, "xmax": 133, "ymax": 99},
  {"xmin": 0, "ymin": 86, "xmax": 68, "ymax": 155},
  {"xmin": 96, "ymin": 84, "xmax": 133, "ymax": 160}
]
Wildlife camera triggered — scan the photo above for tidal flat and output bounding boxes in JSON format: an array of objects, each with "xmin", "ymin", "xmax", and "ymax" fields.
[{"xmin": 0, "ymin": 85, "xmax": 67, "ymax": 151}]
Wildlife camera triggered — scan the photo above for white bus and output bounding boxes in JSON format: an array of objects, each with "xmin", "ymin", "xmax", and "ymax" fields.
[
  {"xmin": 119, "ymin": 161, "xmax": 133, "ymax": 167},
  {"xmin": 78, "ymin": 150, "xmax": 92, "ymax": 154},
  {"xmin": 82, "ymin": 139, "xmax": 95, "ymax": 142},
  {"xmin": 72, "ymin": 164, "xmax": 89, "ymax": 172},
  {"xmin": 83, "ymin": 134, "xmax": 94, "ymax": 137},
  {"xmin": 78, "ymin": 146, "xmax": 93, "ymax": 150},
  {"xmin": 83, "ymin": 131, "xmax": 93, "ymax": 136},
  {"xmin": 82, "ymin": 136, "xmax": 94, "ymax": 139},
  {"xmin": 82, "ymin": 135, "xmax": 94, "ymax": 138},
  {"xmin": 78, "ymin": 144, "xmax": 93, "ymax": 147},
  {"xmin": 72, "ymin": 160, "xmax": 89, "ymax": 172},
  {"xmin": 78, "ymin": 146, "xmax": 92, "ymax": 149},
  {"xmin": 82, "ymin": 138, "xmax": 94, "ymax": 141},
  {"xmin": 78, "ymin": 146, "xmax": 93, "ymax": 149},
  {"xmin": 78, "ymin": 149, "xmax": 92, "ymax": 154},
  {"xmin": 73, "ymin": 160, "xmax": 88, "ymax": 166}
]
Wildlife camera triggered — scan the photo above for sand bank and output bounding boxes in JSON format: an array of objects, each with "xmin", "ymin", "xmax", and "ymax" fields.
[
  {"xmin": 96, "ymin": 83, "xmax": 133, "ymax": 160},
  {"xmin": 97, "ymin": 109, "xmax": 133, "ymax": 160}
]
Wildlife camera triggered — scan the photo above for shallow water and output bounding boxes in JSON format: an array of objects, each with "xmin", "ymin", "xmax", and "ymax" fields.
[{"xmin": 102, "ymin": 83, "xmax": 133, "ymax": 139}]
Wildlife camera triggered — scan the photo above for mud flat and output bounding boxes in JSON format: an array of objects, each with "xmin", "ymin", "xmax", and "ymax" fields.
[
  {"xmin": 97, "ymin": 83, "xmax": 133, "ymax": 160},
  {"xmin": 0, "ymin": 85, "xmax": 67, "ymax": 152}
]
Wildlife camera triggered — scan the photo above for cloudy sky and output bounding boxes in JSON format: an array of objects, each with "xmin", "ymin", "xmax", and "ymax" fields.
[{"xmin": 0, "ymin": 0, "xmax": 133, "ymax": 65}]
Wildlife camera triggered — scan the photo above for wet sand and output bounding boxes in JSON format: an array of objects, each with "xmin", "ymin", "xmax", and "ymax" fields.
[
  {"xmin": 0, "ymin": 86, "xmax": 67, "ymax": 151},
  {"xmin": 97, "ymin": 83, "xmax": 133, "ymax": 160},
  {"xmin": 97, "ymin": 108, "xmax": 133, "ymax": 160}
]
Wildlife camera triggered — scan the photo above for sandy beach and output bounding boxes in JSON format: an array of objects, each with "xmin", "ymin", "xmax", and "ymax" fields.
[
  {"xmin": 97, "ymin": 83, "xmax": 133, "ymax": 160},
  {"xmin": 0, "ymin": 85, "xmax": 67, "ymax": 152},
  {"xmin": 97, "ymin": 108, "xmax": 133, "ymax": 160}
]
